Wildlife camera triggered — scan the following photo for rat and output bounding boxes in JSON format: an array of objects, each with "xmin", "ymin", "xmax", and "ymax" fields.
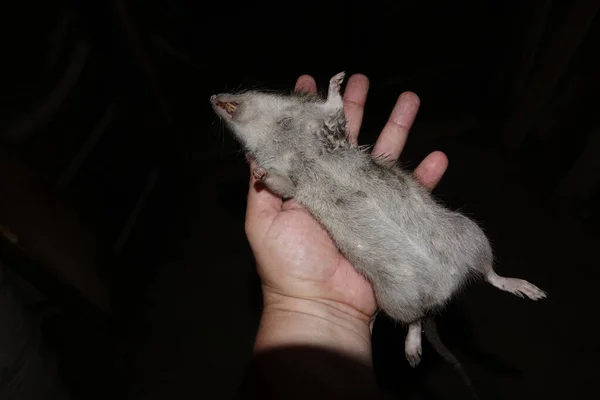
[{"xmin": 210, "ymin": 72, "xmax": 547, "ymax": 398}]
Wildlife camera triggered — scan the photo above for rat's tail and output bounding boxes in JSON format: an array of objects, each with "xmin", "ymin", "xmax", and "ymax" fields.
[{"xmin": 422, "ymin": 316, "xmax": 480, "ymax": 400}]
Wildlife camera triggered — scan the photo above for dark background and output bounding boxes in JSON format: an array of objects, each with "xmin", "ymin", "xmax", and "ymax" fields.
[{"xmin": 1, "ymin": 0, "xmax": 599, "ymax": 399}]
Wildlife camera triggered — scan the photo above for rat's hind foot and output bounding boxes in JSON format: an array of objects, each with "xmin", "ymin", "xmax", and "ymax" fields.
[
  {"xmin": 405, "ymin": 320, "xmax": 422, "ymax": 367},
  {"xmin": 486, "ymin": 272, "xmax": 547, "ymax": 300}
]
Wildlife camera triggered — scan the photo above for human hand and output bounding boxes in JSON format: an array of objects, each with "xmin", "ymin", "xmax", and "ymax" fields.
[{"xmin": 245, "ymin": 74, "xmax": 448, "ymax": 329}]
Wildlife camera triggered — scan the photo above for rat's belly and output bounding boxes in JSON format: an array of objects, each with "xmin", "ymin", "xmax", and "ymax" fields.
[
  {"xmin": 296, "ymin": 189, "xmax": 428, "ymax": 272},
  {"xmin": 296, "ymin": 184, "xmax": 468, "ymax": 306}
]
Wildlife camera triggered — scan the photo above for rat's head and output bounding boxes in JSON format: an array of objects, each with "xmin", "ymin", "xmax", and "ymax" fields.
[
  {"xmin": 210, "ymin": 88, "xmax": 347, "ymax": 162},
  {"xmin": 210, "ymin": 91, "xmax": 296, "ymax": 150}
]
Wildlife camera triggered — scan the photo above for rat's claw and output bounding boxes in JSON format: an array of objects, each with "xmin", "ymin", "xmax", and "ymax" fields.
[
  {"xmin": 329, "ymin": 71, "xmax": 345, "ymax": 94},
  {"xmin": 252, "ymin": 167, "xmax": 267, "ymax": 181},
  {"xmin": 331, "ymin": 71, "xmax": 345, "ymax": 86},
  {"xmin": 406, "ymin": 351, "xmax": 421, "ymax": 368}
]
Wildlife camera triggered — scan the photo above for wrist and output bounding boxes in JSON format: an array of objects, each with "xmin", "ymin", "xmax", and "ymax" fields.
[{"xmin": 254, "ymin": 288, "xmax": 373, "ymax": 366}]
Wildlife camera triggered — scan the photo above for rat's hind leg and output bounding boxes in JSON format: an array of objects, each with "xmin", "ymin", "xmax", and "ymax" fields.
[
  {"xmin": 405, "ymin": 320, "xmax": 422, "ymax": 367},
  {"xmin": 252, "ymin": 167, "xmax": 296, "ymax": 199},
  {"xmin": 485, "ymin": 270, "xmax": 546, "ymax": 300},
  {"xmin": 325, "ymin": 72, "xmax": 345, "ymax": 110}
]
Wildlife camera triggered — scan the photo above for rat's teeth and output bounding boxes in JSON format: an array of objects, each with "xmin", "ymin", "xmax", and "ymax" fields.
[{"xmin": 217, "ymin": 101, "xmax": 238, "ymax": 115}]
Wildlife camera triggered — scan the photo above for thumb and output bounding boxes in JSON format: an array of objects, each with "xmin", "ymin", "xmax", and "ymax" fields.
[{"xmin": 245, "ymin": 157, "xmax": 282, "ymax": 238}]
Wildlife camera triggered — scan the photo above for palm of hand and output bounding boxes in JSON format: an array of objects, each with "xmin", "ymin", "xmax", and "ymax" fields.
[
  {"xmin": 251, "ymin": 199, "xmax": 377, "ymax": 319},
  {"xmin": 245, "ymin": 74, "xmax": 448, "ymax": 323}
]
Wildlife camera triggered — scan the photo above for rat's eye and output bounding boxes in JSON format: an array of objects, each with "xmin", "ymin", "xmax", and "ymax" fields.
[{"xmin": 277, "ymin": 117, "xmax": 293, "ymax": 130}]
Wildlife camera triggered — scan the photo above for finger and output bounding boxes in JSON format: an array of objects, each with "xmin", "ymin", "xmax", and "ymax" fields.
[
  {"xmin": 413, "ymin": 151, "xmax": 448, "ymax": 190},
  {"xmin": 295, "ymin": 75, "xmax": 317, "ymax": 94},
  {"xmin": 372, "ymin": 91, "xmax": 420, "ymax": 162},
  {"xmin": 245, "ymin": 158, "xmax": 282, "ymax": 235},
  {"xmin": 343, "ymin": 74, "xmax": 370, "ymax": 145}
]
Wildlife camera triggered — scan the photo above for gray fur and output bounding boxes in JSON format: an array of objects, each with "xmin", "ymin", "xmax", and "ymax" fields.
[{"xmin": 210, "ymin": 72, "xmax": 546, "ymax": 371}]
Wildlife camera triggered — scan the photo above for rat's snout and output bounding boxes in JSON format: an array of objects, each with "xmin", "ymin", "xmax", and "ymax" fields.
[{"xmin": 210, "ymin": 94, "xmax": 239, "ymax": 117}]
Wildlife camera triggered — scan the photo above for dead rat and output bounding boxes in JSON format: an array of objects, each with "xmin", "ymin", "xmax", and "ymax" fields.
[{"xmin": 210, "ymin": 72, "xmax": 546, "ymax": 398}]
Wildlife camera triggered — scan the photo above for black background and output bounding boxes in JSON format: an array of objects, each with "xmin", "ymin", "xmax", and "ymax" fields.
[{"xmin": 1, "ymin": 0, "xmax": 599, "ymax": 399}]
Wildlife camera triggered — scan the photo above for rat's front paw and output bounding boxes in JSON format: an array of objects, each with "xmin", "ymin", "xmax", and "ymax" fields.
[
  {"xmin": 252, "ymin": 167, "xmax": 267, "ymax": 181},
  {"xmin": 330, "ymin": 71, "xmax": 345, "ymax": 93}
]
